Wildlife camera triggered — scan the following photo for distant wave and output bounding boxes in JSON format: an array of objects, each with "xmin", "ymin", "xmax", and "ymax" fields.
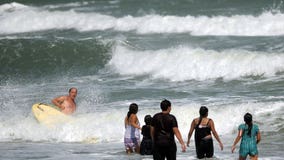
[
  {"xmin": 0, "ymin": 37, "xmax": 111, "ymax": 79},
  {"xmin": 108, "ymin": 45, "xmax": 284, "ymax": 81},
  {"xmin": 1, "ymin": 3, "xmax": 284, "ymax": 36}
]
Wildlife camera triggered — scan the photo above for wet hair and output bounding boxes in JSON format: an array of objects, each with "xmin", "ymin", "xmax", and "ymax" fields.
[
  {"xmin": 69, "ymin": 87, "xmax": 77, "ymax": 93},
  {"xmin": 199, "ymin": 106, "xmax": 208, "ymax": 117},
  {"xmin": 244, "ymin": 113, "xmax": 253, "ymax": 137},
  {"xmin": 160, "ymin": 99, "xmax": 171, "ymax": 111},
  {"xmin": 144, "ymin": 115, "xmax": 152, "ymax": 125},
  {"xmin": 127, "ymin": 103, "xmax": 138, "ymax": 119}
]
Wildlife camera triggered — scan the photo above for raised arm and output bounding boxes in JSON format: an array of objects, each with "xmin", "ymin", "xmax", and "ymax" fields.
[{"xmin": 209, "ymin": 119, "xmax": 223, "ymax": 150}]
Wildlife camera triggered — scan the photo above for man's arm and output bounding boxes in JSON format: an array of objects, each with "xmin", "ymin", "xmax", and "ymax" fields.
[
  {"xmin": 52, "ymin": 96, "xmax": 66, "ymax": 110},
  {"xmin": 150, "ymin": 126, "xmax": 155, "ymax": 141},
  {"xmin": 173, "ymin": 127, "xmax": 186, "ymax": 152}
]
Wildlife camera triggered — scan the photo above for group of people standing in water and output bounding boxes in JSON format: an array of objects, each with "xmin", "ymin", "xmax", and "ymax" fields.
[
  {"xmin": 50, "ymin": 88, "xmax": 261, "ymax": 159},
  {"xmin": 124, "ymin": 99, "xmax": 261, "ymax": 160}
]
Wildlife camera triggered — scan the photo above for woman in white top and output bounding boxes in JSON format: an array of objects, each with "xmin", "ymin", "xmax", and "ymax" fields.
[{"xmin": 124, "ymin": 103, "xmax": 141, "ymax": 154}]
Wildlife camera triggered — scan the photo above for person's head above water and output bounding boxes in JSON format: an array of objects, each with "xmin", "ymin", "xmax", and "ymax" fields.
[
  {"xmin": 68, "ymin": 87, "xmax": 77, "ymax": 100},
  {"xmin": 199, "ymin": 106, "xmax": 208, "ymax": 117},
  {"xmin": 244, "ymin": 113, "xmax": 252, "ymax": 124},
  {"xmin": 244, "ymin": 112, "xmax": 253, "ymax": 137},
  {"xmin": 127, "ymin": 103, "xmax": 138, "ymax": 118},
  {"xmin": 160, "ymin": 99, "xmax": 171, "ymax": 111},
  {"xmin": 144, "ymin": 115, "xmax": 152, "ymax": 125}
]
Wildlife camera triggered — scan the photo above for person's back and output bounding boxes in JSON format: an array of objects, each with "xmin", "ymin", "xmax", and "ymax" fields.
[
  {"xmin": 239, "ymin": 123, "xmax": 259, "ymax": 157},
  {"xmin": 194, "ymin": 117, "xmax": 213, "ymax": 158},
  {"xmin": 124, "ymin": 103, "xmax": 141, "ymax": 154},
  {"xmin": 231, "ymin": 113, "xmax": 261, "ymax": 160},
  {"xmin": 142, "ymin": 125, "xmax": 151, "ymax": 139},
  {"xmin": 187, "ymin": 106, "xmax": 223, "ymax": 159},
  {"xmin": 194, "ymin": 118, "xmax": 211, "ymax": 143},
  {"xmin": 140, "ymin": 125, "xmax": 153, "ymax": 155},
  {"xmin": 150, "ymin": 99, "xmax": 186, "ymax": 160},
  {"xmin": 140, "ymin": 115, "xmax": 153, "ymax": 155},
  {"xmin": 240, "ymin": 123, "xmax": 259, "ymax": 142},
  {"xmin": 152, "ymin": 112, "xmax": 176, "ymax": 147}
]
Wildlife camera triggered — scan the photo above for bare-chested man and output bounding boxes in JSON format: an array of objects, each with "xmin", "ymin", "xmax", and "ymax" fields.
[{"xmin": 52, "ymin": 87, "xmax": 77, "ymax": 115}]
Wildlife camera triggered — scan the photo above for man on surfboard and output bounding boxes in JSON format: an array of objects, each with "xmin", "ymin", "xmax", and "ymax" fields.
[{"xmin": 52, "ymin": 87, "xmax": 77, "ymax": 115}]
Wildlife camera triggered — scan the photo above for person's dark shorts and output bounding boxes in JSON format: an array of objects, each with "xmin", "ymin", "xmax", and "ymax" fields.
[
  {"xmin": 196, "ymin": 138, "xmax": 214, "ymax": 159},
  {"xmin": 153, "ymin": 144, "xmax": 177, "ymax": 160}
]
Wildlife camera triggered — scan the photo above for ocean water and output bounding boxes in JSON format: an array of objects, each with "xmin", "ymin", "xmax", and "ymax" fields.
[{"xmin": 0, "ymin": 0, "xmax": 284, "ymax": 159}]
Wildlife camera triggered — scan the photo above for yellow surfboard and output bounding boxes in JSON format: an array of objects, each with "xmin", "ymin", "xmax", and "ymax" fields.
[
  {"xmin": 32, "ymin": 103, "xmax": 70, "ymax": 127},
  {"xmin": 82, "ymin": 137, "xmax": 100, "ymax": 144}
]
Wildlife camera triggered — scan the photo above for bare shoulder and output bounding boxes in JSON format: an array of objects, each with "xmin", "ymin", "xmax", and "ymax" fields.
[
  {"xmin": 57, "ymin": 95, "xmax": 68, "ymax": 99},
  {"xmin": 193, "ymin": 118, "xmax": 199, "ymax": 124},
  {"xmin": 53, "ymin": 95, "xmax": 66, "ymax": 101},
  {"xmin": 208, "ymin": 118, "xmax": 215, "ymax": 126},
  {"xmin": 208, "ymin": 118, "xmax": 214, "ymax": 123},
  {"xmin": 130, "ymin": 113, "xmax": 137, "ymax": 119}
]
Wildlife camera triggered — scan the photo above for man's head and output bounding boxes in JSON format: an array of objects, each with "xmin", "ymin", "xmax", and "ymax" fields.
[
  {"xmin": 68, "ymin": 87, "xmax": 77, "ymax": 100},
  {"xmin": 160, "ymin": 99, "xmax": 171, "ymax": 111}
]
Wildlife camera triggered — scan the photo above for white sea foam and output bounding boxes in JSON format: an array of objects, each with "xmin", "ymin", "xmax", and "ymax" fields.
[
  {"xmin": 0, "ymin": 2, "xmax": 27, "ymax": 13},
  {"xmin": 0, "ymin": 101, "xmax": 282, "ymax": 143},
  {"xmin": 42, "ymin": 2, "xmax": 90, "ymax": 9},
  {"xmin": 108, "ymin": 45, "xmax": 284, "ymax": 81},
  {"xmin": 1, "ymin": 3, "xmax": 284, "ymax": 36},
  {"xmin": 0, "ymin": 76, "xmax": 282, "ymax": 143}
]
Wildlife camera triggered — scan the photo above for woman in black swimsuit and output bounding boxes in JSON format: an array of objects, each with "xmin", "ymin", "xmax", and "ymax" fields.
[{"xmin": 186, "ymin": 106, "xmax": 223, "ymax": 159}]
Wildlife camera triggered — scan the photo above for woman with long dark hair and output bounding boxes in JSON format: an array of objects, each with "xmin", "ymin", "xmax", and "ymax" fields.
[
  {"xmin": 232, "ymin": 113, "xmax": 261, "ymax": 160},
  {"xmin": 124, "ymin": 103, "xmax": 141, "ymax": 154},
  {"xmin": 187, "ymin": 106, "xmax": 223, "ymax": 159}
]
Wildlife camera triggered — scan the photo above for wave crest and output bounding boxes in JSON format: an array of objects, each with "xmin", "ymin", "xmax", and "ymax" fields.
[
  {"xmin": 108, "ymin": 45, "xmax": 284, "ymax": 81},
  {"xmin": 1, "ymin": 3, "xmax": 284, "ymax": 36}
]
